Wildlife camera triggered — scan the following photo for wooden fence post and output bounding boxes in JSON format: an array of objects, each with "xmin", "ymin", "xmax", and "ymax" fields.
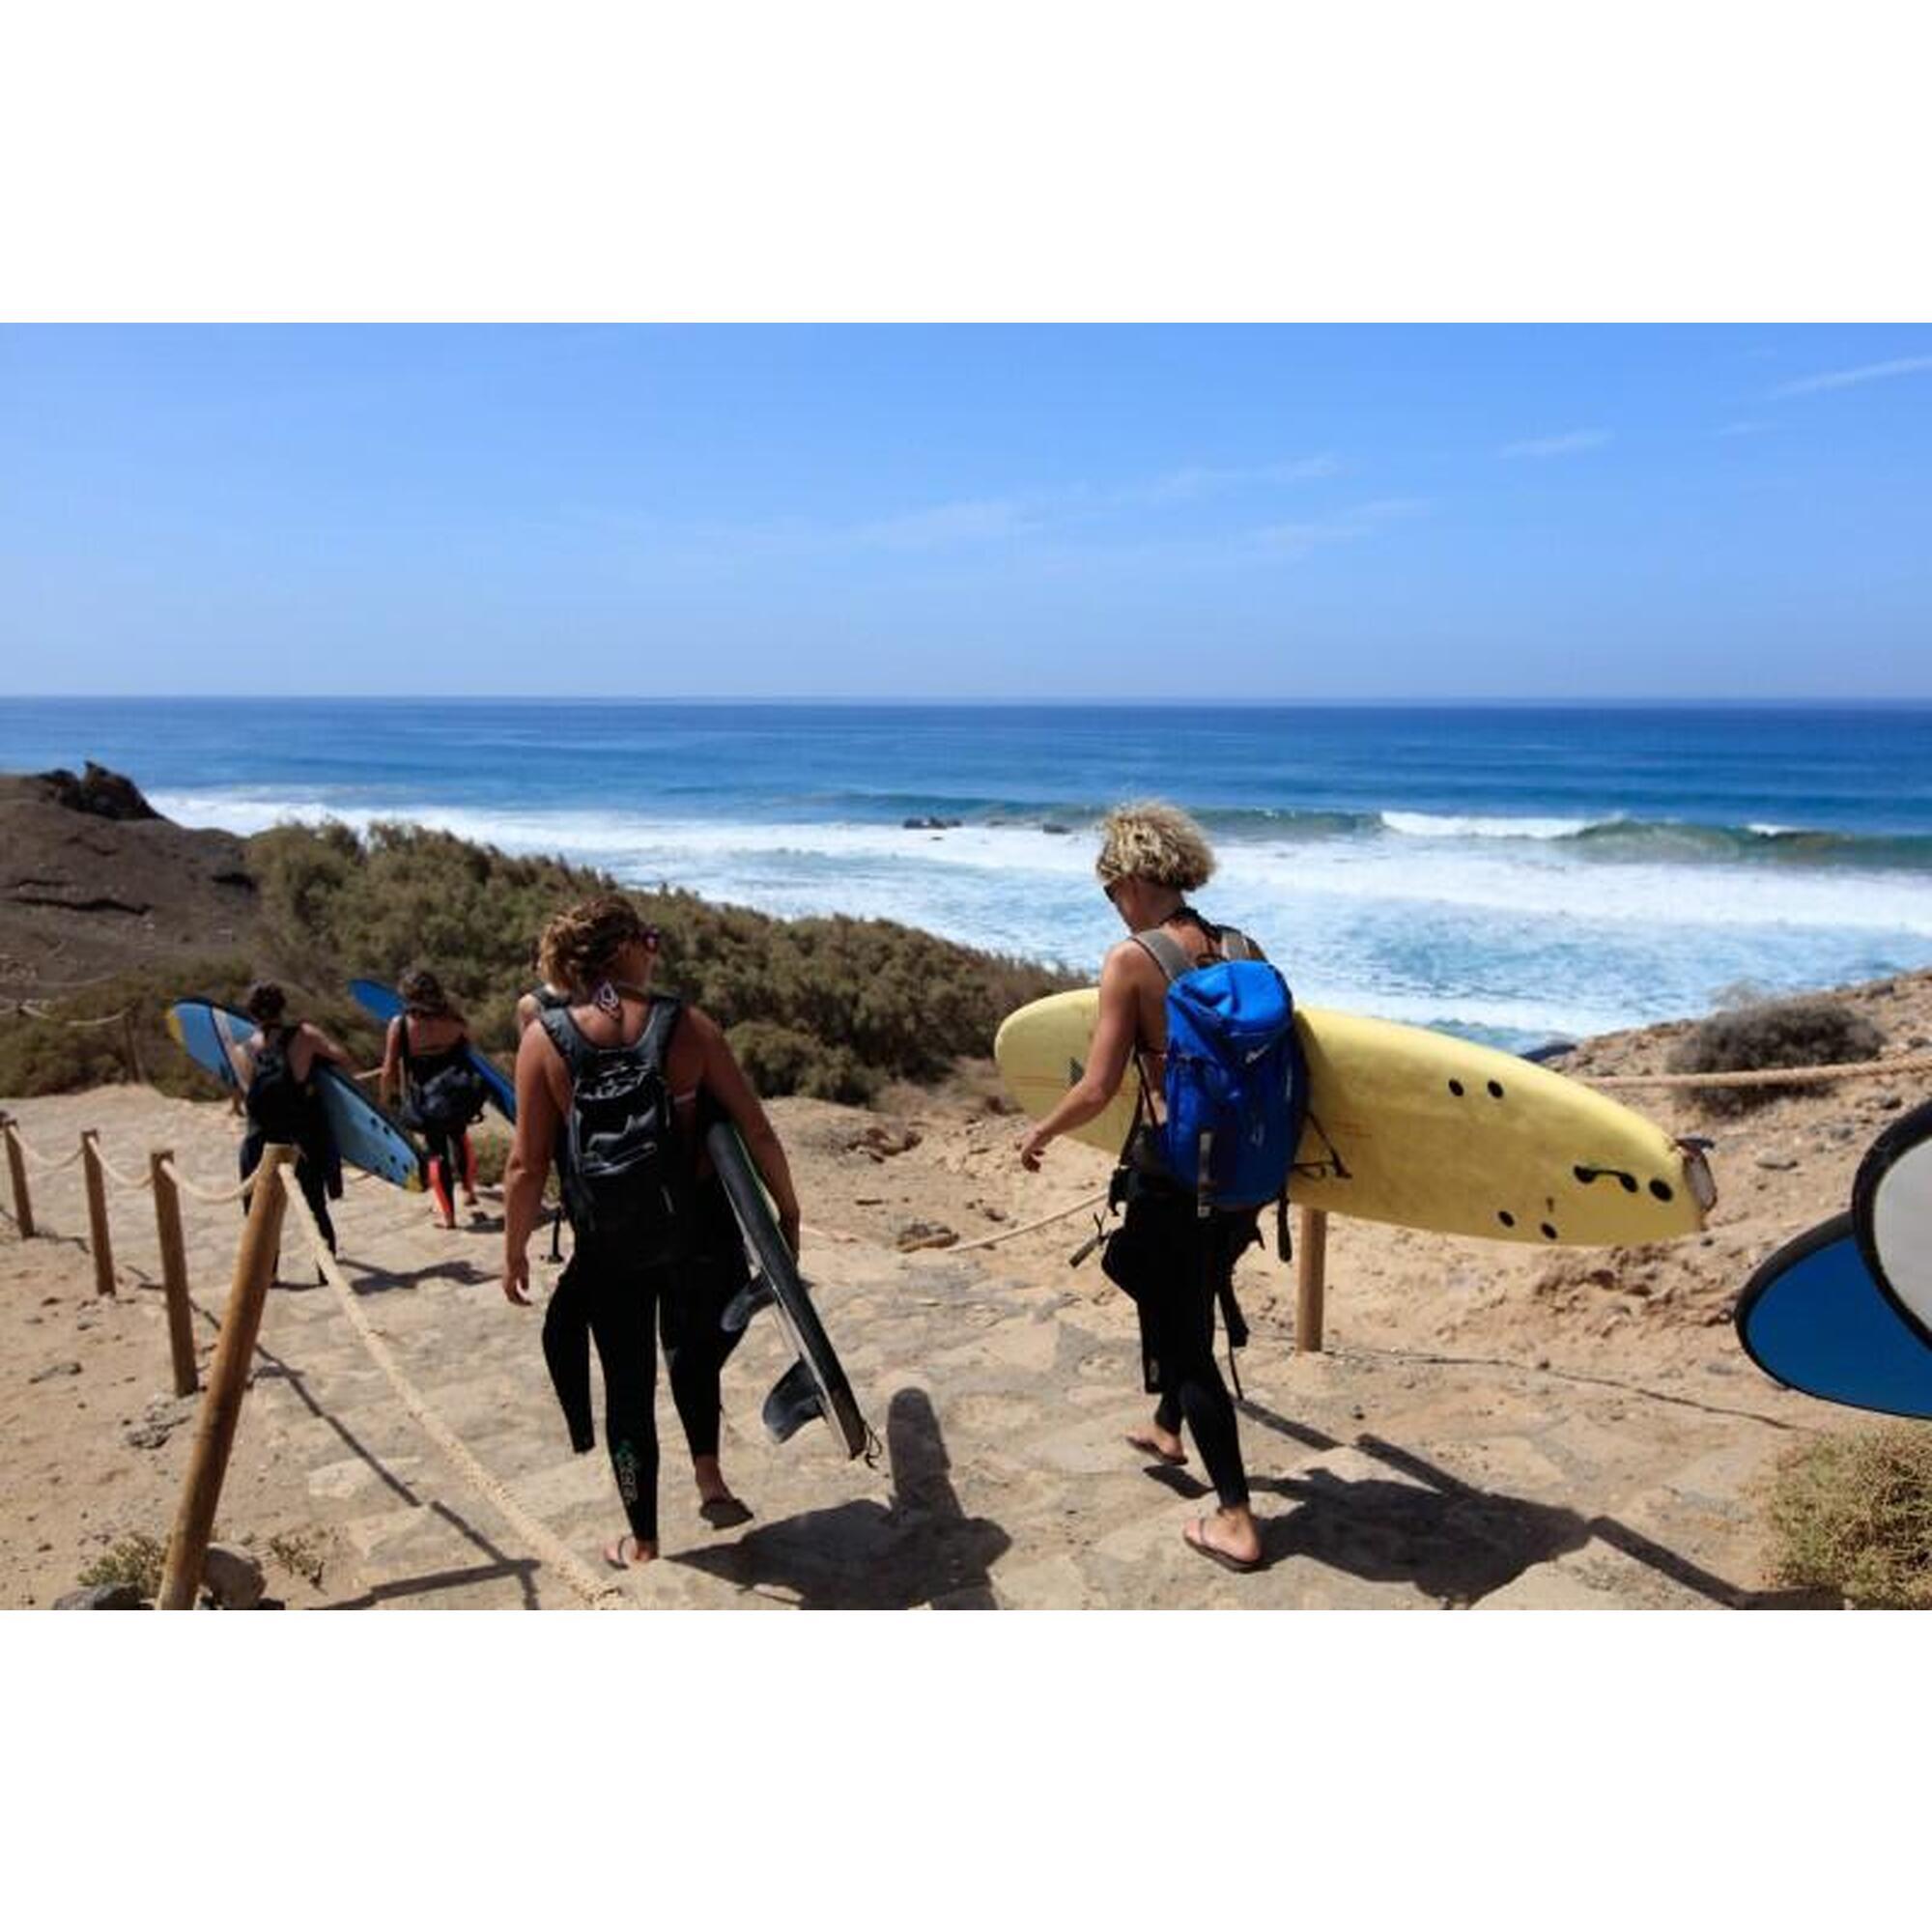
[
  {"xmin": 157, "ymin": 1146, "xmax": 290, "ymax": 1610},
  {"xmin": 121, "ymin": 1010, "xmax": 146, "ymax": 1086},
  {"xmin": 2, "ymin": 1118, "xmax": 33, "ymax": 1238},
  {"xmin": 1295, "ymin": 1206, "xmax": 1327, "ymax": 1354},
  {"xmin": 150, "ymin": 1149, "xmax": 198, "ymax": 1398},
  {"xmin": 81, "ymin": 1130, "xmax": 116, "ymax": 1297}
]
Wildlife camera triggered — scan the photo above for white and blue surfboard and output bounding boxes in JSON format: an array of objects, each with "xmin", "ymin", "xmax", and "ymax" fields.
[
  {"xmin": 166, "ymin": 998, "xmax": 424, "ymax": 1192},
  {"xmin": 348, "ymin": 977, "xmax": 517, "ymax": 1123},
  {"xmin": 1735, "ymin": 1099, "xmax": 1932, "ymax": 1418}
]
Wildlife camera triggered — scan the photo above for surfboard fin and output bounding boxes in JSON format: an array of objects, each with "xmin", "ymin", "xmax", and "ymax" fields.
[
  {"xmin": 762, "ymin": 1358, "xmax": 826, "ymax": 1444},
  {"xmin": 721, "ymin": 1271, "xmax": 777, "ymax": 1338}
]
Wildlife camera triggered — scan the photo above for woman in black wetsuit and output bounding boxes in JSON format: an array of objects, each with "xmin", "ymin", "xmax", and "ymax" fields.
[
  {"xmin": 501, "ymin": 895, "xmax": 804, "ymax": 1569},
  {"xmin": 234, "ymin": 980, "xmax": 349, "ymax": 1266},
  {"xmin": 380, "ymin": 968, "xmax": 486, "ymax": 1230}
]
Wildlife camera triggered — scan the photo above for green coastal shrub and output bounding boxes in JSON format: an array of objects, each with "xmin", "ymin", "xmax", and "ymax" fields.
[
  {"xmin": 726, "ymin": 1021, "xmax": 875, "ymax": 1105},
  {"xmin": 4, "ymin": 820, "xmax": 1075, "ymax": 1103},
  {"xmin": 0, "ymin": 953, "xmax": 279, "ymax": 1101},
  {"xmin": 1764, "ymin": 1425, "xmax": 1932, "ymax": 1608},
  {"xmin": 1666, "ymin": 995, "xmax": 1884, "ymax": 1115}
]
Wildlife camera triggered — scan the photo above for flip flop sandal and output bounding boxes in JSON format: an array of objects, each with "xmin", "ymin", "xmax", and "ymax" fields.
[
  {"xmin": 604, "ymin": 1535, "xmax": 652, "ymax": 1569},
  {"xmin": 699, "ymin": 1495, "xmax": 754, "ymax": 1530},
  {"xmin": 1184, "ymin": 1517, "xmax": 1264, "ymax": 1574},
  {"xmin": 1126, "ymin": 1434, "xmax": 1188, "ymax": 1466}
]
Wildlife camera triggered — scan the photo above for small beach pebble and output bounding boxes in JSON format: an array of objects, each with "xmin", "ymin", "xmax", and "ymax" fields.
[{"xmin": 1755, "ymin": 1154, "xmax": 1799, "ymax": 1171}]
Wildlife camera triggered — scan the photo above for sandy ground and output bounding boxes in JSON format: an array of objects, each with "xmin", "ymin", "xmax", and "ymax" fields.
[{"xmin": 5, "ymin": 970, "xmax": 1929, "ymax": 1609}]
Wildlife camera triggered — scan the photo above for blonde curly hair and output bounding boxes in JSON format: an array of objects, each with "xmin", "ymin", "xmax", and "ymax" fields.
[
  {"xmin": 537, "ymin": 895, "xmax": 658, "ymax": 992},
  {"xmin": 1094, "ymin": 800, "xmax": 1216, "ymax": 893}
]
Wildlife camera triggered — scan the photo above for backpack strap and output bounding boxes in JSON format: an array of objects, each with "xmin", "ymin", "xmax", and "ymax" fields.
[
  {"xmin": 1131, "ymin": 928, "xmax": 1194, "ymax": 983},
  {"xmin": 1136, "ymin": 921, "xmax": 1264, "ymax": 975},
  {"xmin": 539, "ymin": 996, "xmax": 683, "ymax": 1081}
]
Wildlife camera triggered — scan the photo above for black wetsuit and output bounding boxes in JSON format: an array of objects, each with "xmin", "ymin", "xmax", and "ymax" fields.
[
  {"xmin": 395, "ymin": 1016, "xmax": 480, "ymax": 1201},
  {"xmin": 239, "ymin": 1023, "xmax": 341, "ymax": 1255},
  {"xmin": 1098, "ymin": 913, "xmax": 1265, "ymax": 1511},
  {"xmin": 537, "ymin": 1002, "xmax": 749, "ymax": 1549},
  {"xmin": 1102, "ymin": 1183, "xmax": 1259, "ymax": 1508}
]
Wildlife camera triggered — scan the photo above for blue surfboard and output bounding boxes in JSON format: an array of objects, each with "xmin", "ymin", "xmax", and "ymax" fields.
[
  {"xmin": 166, "ymin": 999, "xmax": 424, "ymax": 1192},
  {"xmin": 1734, "ymin": 1211, "xmax": 1932, "ymax": 1420},
  {"xmin": 348, "ymin": 978, "xmax": 517, "ymax": 1124}
]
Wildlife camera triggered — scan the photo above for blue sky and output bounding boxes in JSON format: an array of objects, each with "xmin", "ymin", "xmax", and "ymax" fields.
[{"xmin": 2, "ymin": 326, "xmax": 1929, "ymax": 699}]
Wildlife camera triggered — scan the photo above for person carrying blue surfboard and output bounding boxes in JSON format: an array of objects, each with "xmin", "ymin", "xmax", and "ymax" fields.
[
  {"xmin": 379, "ymin": 968, "xmax": 488, "ymax": 1229},
  {"xmin": 501, "ymin": 895, "xmax": 805, "ymax": 1569},
  {"xmin": 1018, "ymin": 802, "xmax": 1301, "ymax": 1575},
  {"xmin": 234, "ymin": 980, "xmax": 350, "ymax": 1264}
]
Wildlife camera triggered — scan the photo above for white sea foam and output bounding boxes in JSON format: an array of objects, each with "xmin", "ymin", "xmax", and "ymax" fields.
[
  {"xmin": 147, "ymin": 785, "xmax": 1932, "ymax": 1039},
  {"xmin": 1379, "ymin": 810, "xmax": 1598, "ymax": 840}
]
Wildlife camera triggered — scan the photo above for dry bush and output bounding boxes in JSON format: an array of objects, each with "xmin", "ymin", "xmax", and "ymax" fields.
[
  {"xmin": 1666, "ymin": 996, "xmax": 1884, "ymax": 1114},
  {"xmin": 6, "ymin": 820, "xmax": 1074, "ymax": 1106},
  {"xmin": 1763, "ymin": 1424, "xmax": 1932, "ymax": 1609}
]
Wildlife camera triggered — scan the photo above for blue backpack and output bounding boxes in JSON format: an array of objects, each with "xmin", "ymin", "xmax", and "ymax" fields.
[{"xmin": 1134, "ymin": 925, "xmax": 1309, "ymax": 1213}]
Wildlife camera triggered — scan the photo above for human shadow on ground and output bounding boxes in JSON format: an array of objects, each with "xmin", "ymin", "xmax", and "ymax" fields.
[
  {"xmin": 671, "ymin": 1386, "xmax": 1010, "ymax": 1608},
  {"xmin": 1232, "ymin": 1397, "xmax": 1802, "ymax": 1608},
  {"xmin": 342, "ymin": 1256, "xmax": 494, "ymax": 1296},
  {"xmin": 199, "ymin": 1307, "xmax": 542, "ymax": 1608}
]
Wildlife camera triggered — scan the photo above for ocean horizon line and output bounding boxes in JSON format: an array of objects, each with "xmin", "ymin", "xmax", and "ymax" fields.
[{"xmin": 12, "ymin": 694, "xmax": 1932, "ymax": 712}]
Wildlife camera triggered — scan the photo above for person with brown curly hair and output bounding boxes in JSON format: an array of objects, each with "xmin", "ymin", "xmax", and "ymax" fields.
[
  {"xmin": 1017, "ymin": 801, "xmax": 1271, "ymax": 1573},
  {"xmin": 379, "ymin": 967, "xmax": 486, "ymax": 1229},
  {"xmin": 502, "ymin": 894, "xmax": 803, "ymax": 1569}
]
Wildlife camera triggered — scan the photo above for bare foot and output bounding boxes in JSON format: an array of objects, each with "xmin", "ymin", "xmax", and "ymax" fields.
[
  {"xmin": 1183, "ymin": 1508, "xmax": 1263, "ymax": 1572},
  {"xmin": 1126, "ymin": 1425, "xmax": 1187, "ymax": 1466},
  {"xmin": 603, "ymin": 1533, "xmax": 659, "ymax": 1568}
]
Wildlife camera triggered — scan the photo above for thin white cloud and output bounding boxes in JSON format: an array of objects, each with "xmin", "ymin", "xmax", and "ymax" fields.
[
  {"xmin": 852, "ymin": 498, "xmax": 1032, "ymax": 551},
  {"xmin": 1771, "ymin": 355, "xmax": 1932, "ymax": 398},
  {"xmin": 1253, "ymin": 497, "xmax": 1428, "ymax": 558},
  {"xmin": 1126, "ymin": 454, "xmax": 1340, "ymax": 504},
  {"xmin": 1499, "ymin": 429, "xmax": 1613, "ymax": 459}
]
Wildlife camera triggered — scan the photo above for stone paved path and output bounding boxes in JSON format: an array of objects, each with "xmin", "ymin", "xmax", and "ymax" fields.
[{"xmin": 4, "ymin": 1087, "xmax": 1827, "ymax": 1609}]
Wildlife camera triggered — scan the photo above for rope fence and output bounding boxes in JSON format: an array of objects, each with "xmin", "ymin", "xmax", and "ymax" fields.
[
  {"xmin": 8, "ymin": 1026, "xmax": 1930, "ymax": 1607},
  {"xmin": 941, "ymin": 1189, "xmax": 1109, "ymax": 1254},
  {"xmin": 276, "ymin": 1174, "xmax": 628, "ymax": 1610},
  {"xmin": 1585, "ymin": 1053, "xmax": 1932, "ymax": 1092},
  {"xmin": 157, "ymin": 1157, "xmax": 258, "ymax": 1207}
]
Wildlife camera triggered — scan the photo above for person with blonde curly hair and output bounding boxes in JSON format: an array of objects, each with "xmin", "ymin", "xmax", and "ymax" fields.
[
  {"xmin": 1018, "ymin": 801, "xmax": 1272, "ymax": 1573},
  {"xmin": 503, "ymin": 894, "xmax": 803, "ymax": 1569}
]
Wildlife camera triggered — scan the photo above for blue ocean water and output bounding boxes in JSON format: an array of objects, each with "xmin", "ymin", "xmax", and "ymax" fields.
[{"xmin": 4, "ymin": 699, "xmax": 1930, "ymax": 1048}]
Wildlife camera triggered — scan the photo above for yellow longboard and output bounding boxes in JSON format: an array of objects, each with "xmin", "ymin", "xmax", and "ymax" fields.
[{"xmin": 994, "ymin": 988, "xmax": 1713, "ymax": 1246}]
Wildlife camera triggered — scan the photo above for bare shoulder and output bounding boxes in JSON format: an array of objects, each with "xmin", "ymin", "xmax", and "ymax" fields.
[
  {"xmin": 1100, "ymin": 937, "xmax": 1159, "ymax": 988},
  {"xmin": 679, "ymin": 1004, "xmax": 726, "ymax": 1055}
]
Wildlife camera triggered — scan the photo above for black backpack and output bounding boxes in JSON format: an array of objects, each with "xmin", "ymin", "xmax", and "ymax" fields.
[
  {"xmin": 540, "ymin": 997, "xmax": 692, "ymax": 1263},
  {"xmin": 398, "ymin": 1019, "xmax": 488, "ymax": 1133},
  {"xmin": 245, "ymin": 1026, "xmax": 308, "ymax": 1138}
]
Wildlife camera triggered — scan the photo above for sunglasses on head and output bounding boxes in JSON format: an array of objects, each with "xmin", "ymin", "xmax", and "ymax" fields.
[{"xmin": 1102, "ymin": 880, "xmax": 1125, "ymax": 905}]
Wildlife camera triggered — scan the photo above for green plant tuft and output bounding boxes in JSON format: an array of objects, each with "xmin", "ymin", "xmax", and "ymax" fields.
[
  {"xmin": 77, "ymin": 1532, "xmax": 166, "ymax": 1600},
  {"xmin": 1763, "ymin": 1424, "xmax": 1932, "ymax": 1608}
]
